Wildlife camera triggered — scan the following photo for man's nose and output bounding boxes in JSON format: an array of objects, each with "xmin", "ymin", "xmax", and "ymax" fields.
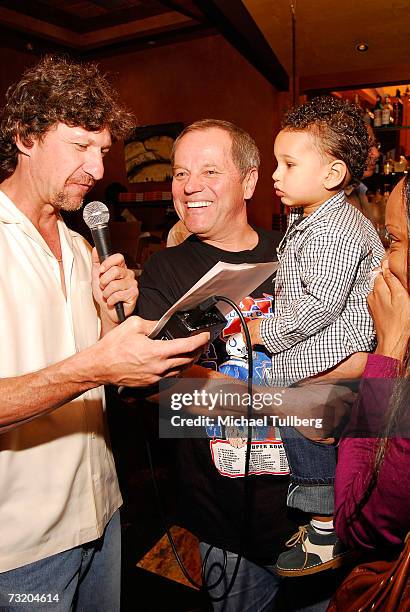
[
  {"xmin": 184, "ymin": 173, "xmax": 204, "ymax": 193},
  {"xmin": 83, "ymin": 151, "xmax": 105, "ymax": 181}
]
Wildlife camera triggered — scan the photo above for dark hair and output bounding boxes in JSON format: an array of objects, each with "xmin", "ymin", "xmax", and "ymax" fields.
[
  {"xmin": 282, "ymin": 95, "xmax": 370, "ymax": 185},
  {"xmin": 171, "ymin": 118, "xmax": 260, "ymax": 179},
  {"xmin": 405, "ymin": 175, "xmax": 410, "ymax": 292},
  {"xmin": 376, "ymin": 175, "xmax": 409, "ymax": 441},
  {"xmin": 0, "ymin": 55, "xmax": 135, "ymax": 176},
  {"xmin": 350, "ymin": 175, "xmax": 409, "ymax": 521}
]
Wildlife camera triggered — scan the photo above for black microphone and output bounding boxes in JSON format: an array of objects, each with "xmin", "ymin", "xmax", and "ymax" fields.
[{"xmin": 83, "ymin": 201, "xmax": 126, "ymax": 323}]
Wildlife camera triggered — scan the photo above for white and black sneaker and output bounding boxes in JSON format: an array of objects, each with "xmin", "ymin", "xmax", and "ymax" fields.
[{"xmin": 274, "ymin": 524, "xmax": 358, "ymax": 577}]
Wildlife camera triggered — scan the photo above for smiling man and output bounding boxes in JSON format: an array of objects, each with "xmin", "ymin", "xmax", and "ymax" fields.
[
  {"xmin": 0, "ymin": 57, "xmax": 208, "ymax": 611},
  {"xmin": 171, "ymin": 123, "xmax": 258, "ymax": 249},
  {"xmin": 136, "ymin": 119, "xmax": 296, "ymax": 611}
]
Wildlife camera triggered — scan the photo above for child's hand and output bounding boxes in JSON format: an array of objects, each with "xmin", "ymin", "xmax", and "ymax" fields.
[{"xmin": 245, "ymin": 318, "xmax": 263, "ymax": 347}]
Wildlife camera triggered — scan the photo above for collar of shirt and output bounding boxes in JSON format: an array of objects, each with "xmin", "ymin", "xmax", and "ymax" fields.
[
  {"xmin": 288, "ymin": 190, "xmax": 345, "ymax": 230},
  {"xmin": 0, "ymin": 189, "xmax": 81, "ymax": 244},
  {"xmin": 0, "ymin": 189, "xmax": 24, "ymax": 224},
  {"xmin": 277, "ymin": 190, "xmax": 346, "ymax": 257}
]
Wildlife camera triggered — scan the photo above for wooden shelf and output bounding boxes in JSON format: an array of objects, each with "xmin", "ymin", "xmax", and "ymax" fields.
[
  {"xmin": 374, "ymin": 171, "xmax": 408, "ymax": 178},
  {"xmin": 117, "ymin": 200, "xmax": 173, "ymax": 208},
  {"xmin": 374, "ymin": 125, "xmax": 410, "ymax": 132}
]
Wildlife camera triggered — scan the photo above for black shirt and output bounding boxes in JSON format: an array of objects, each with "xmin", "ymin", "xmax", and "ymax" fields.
[{"xmin": 137, "ymin": 228, "xmax": 297, "ymax": 564}]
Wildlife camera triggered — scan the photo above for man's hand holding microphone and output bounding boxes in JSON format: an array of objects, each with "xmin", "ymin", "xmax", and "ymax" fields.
[{"xmin": 84, "ymin": 201, "xmax": 209, "ymax": 388}]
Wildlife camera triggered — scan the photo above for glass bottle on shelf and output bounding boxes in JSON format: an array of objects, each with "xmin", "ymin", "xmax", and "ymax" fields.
[
  {"xmin": 382, "ymin": 95, "xmax": 392, "ymax": 126},
  {"xmin": 392, "ymin": 89, "xmax": 403, "ymax": 126},
  {"xmin": 363, "ymin": 107, "xmax": 372, "ymax": 125},
  {"xmin": 394, "ymin": 147, "xmax": 407, "ymax": 172},
  {"xmin": 374, "ymin": 147, "xmax": 381, "ymax": 174},
  {"xmin": 373, "ymin": 95, "xmax": 383, "ymax": 128},
  {"xmin": 383, "ymin": 153, "xmax": 394, "ymax": 174}
]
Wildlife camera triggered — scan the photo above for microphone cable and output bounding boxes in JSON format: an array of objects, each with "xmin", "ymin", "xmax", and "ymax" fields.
[{"xmin": 140, "ymin": 295, "xmax": 256, "ymax": 602}]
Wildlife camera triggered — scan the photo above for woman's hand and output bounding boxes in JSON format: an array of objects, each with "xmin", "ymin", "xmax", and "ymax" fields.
[{"xmin": 368, "ymin": 262, "xmax": 410, "ymax": 361}]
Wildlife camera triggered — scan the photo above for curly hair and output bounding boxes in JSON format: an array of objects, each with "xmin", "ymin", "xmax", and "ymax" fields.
[
  {"xmin": 171, "ymin": 118, "xmax": 260, "ymax": 179},
  {"xmin": 0, "ymin": 55, "xmax": 135, "ymax": 176},
  {"xmin": 282, "ymin": 95, "xmax": 370, "ymax": 185}
]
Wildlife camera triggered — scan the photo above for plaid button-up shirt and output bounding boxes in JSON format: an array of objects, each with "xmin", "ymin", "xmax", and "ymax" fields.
[{"xmin": 260, "ymin": 190, "xmax": 385, "ymax": 385}]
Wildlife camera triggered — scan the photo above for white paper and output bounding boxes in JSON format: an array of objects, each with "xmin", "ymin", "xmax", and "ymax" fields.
[{"xmin": 149, "ymin": 260, "xmax": 279, "ymax": 338}]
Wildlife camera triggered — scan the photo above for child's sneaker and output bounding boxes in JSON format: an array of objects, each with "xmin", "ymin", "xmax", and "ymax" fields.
[{"xmin": 274, "ymin": 524, "xmax": 357, "ymax": 576}]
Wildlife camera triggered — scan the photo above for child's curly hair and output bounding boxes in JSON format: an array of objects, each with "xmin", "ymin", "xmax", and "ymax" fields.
[
  {"xmin": 0, "ymin": 55, "xmax": 135, "ymax": 176},
  {"xmin": 282, "ymin": 95, "xmax": 370, "ymax": 185}
]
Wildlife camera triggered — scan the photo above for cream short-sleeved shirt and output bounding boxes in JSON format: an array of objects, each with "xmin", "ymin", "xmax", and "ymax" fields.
[{"xmin": 0, "ymin": 191, "xmax": 122, "ymax": 572}]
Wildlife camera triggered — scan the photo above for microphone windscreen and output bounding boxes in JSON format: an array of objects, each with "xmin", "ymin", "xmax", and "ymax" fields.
[{"xmin": 83, "ymin": 201, "xmax": 110, "ymax": 230}]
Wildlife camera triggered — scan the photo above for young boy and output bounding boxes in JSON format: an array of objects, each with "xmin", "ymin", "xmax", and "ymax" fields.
[{"xmin": 247, "ymin": 96, "xmax": 385, "ymax": 576}]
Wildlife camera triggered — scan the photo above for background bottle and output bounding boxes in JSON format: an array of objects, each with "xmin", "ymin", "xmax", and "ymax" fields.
[
  {"xmin": 373, "ymin": 95, "xmax": 383, "ymax": 128},
  {"xmin": 392, "ymin": 89, "xmax": 403, "ymax": 126},
  {"xmin": 374, "ymin": 151, "xmax": 380, "ymax": 174},
  {"xmin": 383, "ymin": 153, "xmax": 393, "ymax": 174},
  {"xmin": 363, "ymin": 107, "xmax": 372, "ymax": 125},
  {"xmin": 382, "ymin": 95, "xmax": 392, "ymax": 126}
]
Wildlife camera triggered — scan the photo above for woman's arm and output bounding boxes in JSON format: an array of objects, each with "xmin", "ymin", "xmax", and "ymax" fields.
[{"xmin": 334, "ymin": 266, "xmax": 410, "ymax": 549}]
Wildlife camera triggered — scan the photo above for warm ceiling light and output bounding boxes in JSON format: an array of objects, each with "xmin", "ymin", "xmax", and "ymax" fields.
[{"xmin": 356, "ymin": 43, "xmax": 369, "ymax": 52}]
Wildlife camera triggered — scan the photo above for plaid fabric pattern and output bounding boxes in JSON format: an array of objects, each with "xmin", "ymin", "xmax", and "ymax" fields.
[{"xmin": 260, "ymin": 191, "xmax": 385, "ymax": 385}]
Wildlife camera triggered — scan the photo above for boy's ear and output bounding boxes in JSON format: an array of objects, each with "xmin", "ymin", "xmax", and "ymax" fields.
[
  {"xmin": 324, "ymin": 160, "xmax": 347, "ymax": 189},
  {"xmin": 243, "ymin": 167, "xmax": 258, "ymax": 200}
]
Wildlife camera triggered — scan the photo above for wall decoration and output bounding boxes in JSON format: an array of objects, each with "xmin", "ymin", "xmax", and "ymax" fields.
[{"xmin": 124, "ymin": 122, "xmax": 184, "ymax": 183}]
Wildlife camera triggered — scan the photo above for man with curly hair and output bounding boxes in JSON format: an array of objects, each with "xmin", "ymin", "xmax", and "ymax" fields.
[
  {"xmin": 247, "ymin": 96, "xmax": 385, "ymax": 577},
  {"xmin": 0, "ymin": 56, "xmax": 208, "ymax": 611}
]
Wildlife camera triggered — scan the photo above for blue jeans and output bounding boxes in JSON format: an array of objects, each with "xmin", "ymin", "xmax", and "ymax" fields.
[
  {"xmin": 199, "ymin": 544, "xmax": 333, "ymax": 611},
  {"xmin": 280, "ymin": 427, "xmax": 336, "ymax": 514},
  {"xmin": 0, "ymin": 510, "xmax": 120, "ymax": 612},
  {"xmin": 199, "ymin": 543, "xmax": 281, "ymax": 612}
]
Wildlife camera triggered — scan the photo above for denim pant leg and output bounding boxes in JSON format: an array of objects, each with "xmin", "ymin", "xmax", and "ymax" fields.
[
  {"xmin": 75, "ymin": 510, "xmax": 121, "ymax": 612},
  {"xmin": 0, "ymin": 510, "xmax": 121, "ymax": 612},
  {"xmin": 199, "ymin": 543, "xmax": 282, "ymax": 612},
  {"xmin": 280, "ymin": 427, "xmax": 336, "ymax": 515}
]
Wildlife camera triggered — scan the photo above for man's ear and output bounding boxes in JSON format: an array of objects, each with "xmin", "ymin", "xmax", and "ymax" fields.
[
  {"xmin": 243, "ymin": 167, "xmax": 258, "ymax": 200},
  {"xmin": 324, "ymin": 160, "xmax": 347, "ymax": 189},
  {"xmin": 14, "ymin": 134, "xmax": 35, "ymax": 156}
]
